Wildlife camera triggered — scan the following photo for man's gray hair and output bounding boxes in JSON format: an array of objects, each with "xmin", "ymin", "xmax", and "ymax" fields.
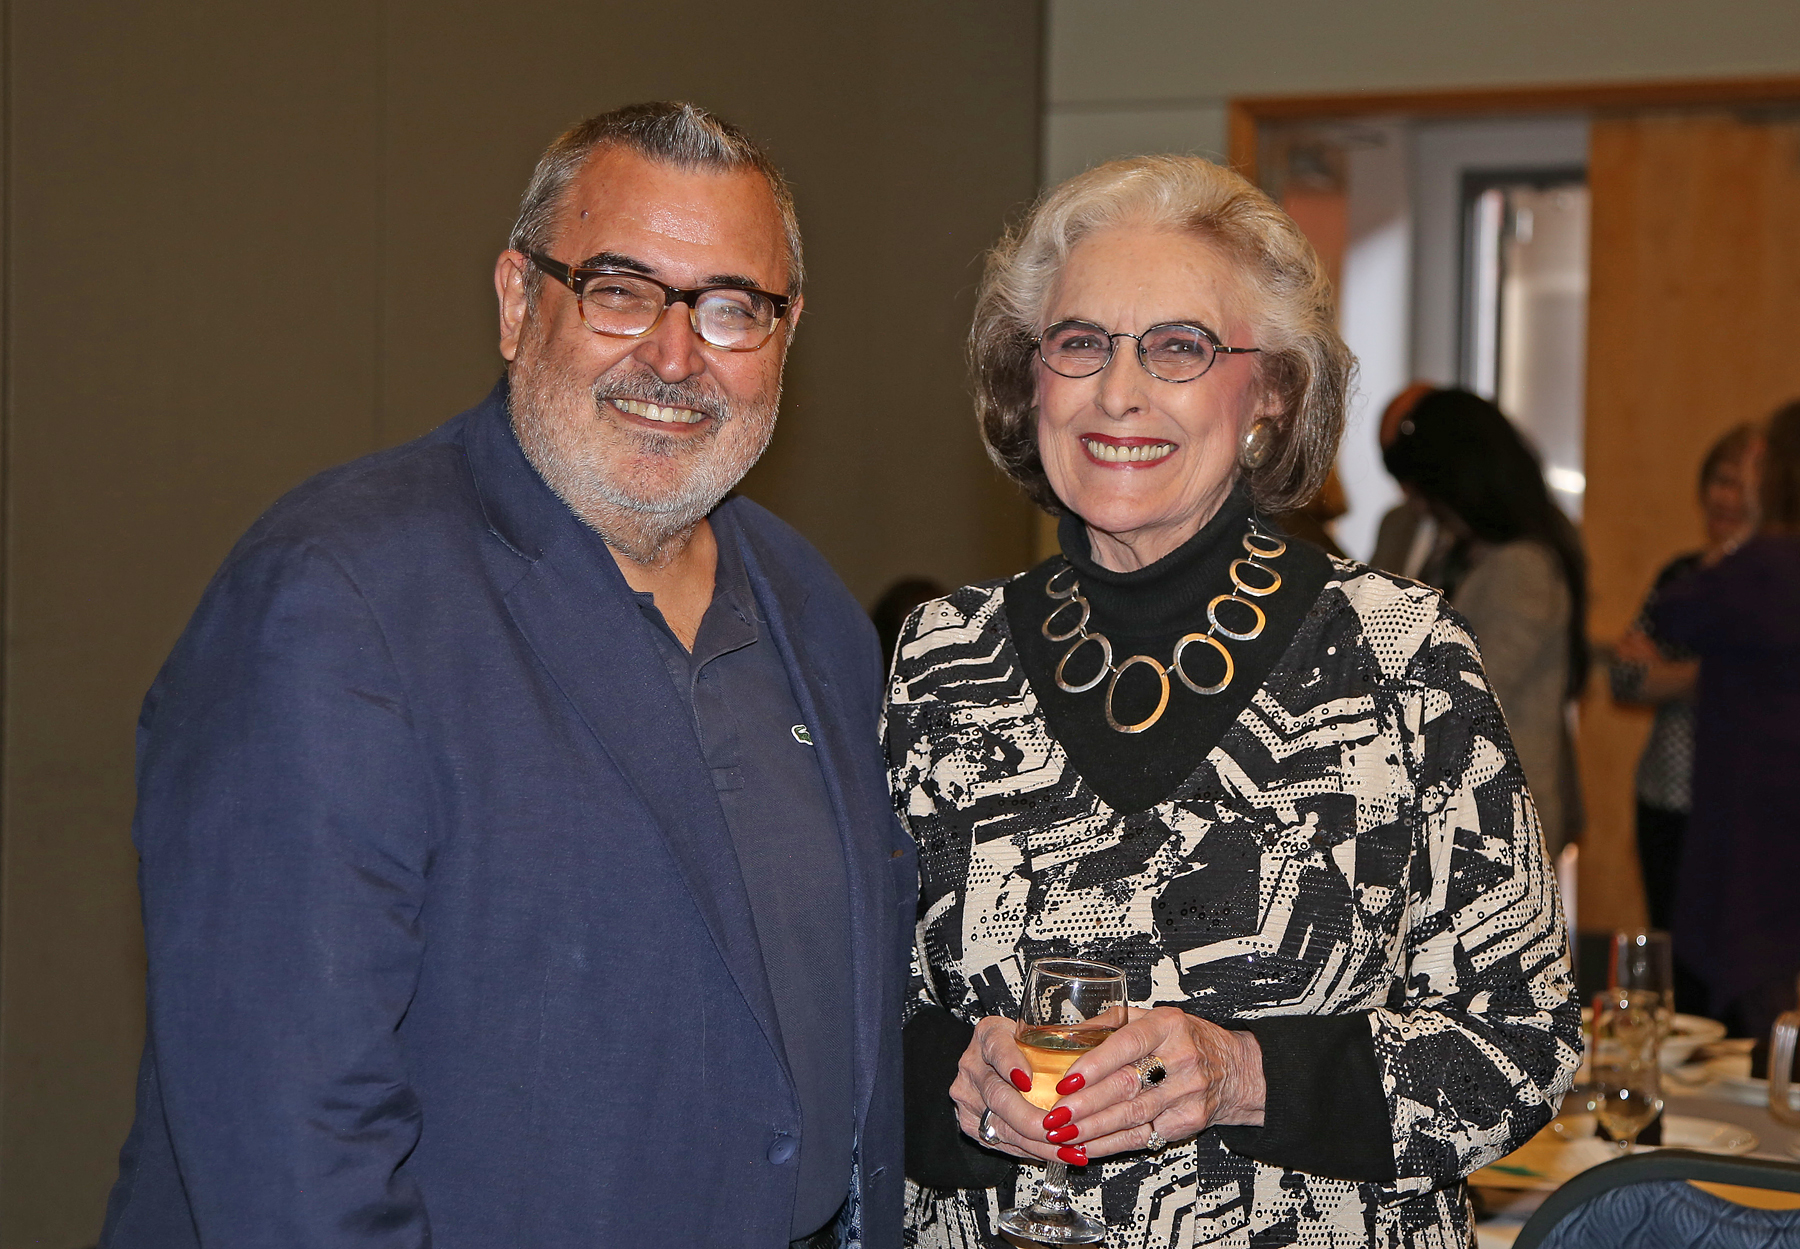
[{"xmin": 509, "ymin": 101, "xmax": 804, "ymax": 302}]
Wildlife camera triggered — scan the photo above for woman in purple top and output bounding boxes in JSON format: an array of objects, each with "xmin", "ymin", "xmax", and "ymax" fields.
[{"xmin": 1654, "ymin": 400, "xmax": 1800, "ymax": 1057}]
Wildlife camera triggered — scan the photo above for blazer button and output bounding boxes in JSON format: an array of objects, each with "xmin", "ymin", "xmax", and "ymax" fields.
[{"xmin": 768, "ymin": 1133, "xmax": 798, "ymax": 1164}]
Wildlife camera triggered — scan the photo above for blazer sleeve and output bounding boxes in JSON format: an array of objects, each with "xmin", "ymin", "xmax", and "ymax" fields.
[
  {"xmin": 130, "ymin": 536, "xmax": 433, "ymax": 1246},
  {"xmin": 1364, "ymin": 600, "xmax": 1582, "ymax": 1192}
]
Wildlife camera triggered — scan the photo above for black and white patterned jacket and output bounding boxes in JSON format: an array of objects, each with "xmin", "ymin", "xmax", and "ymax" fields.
[{"xmin": 885, "ymin": 561, "xmax": 1581, "ymax": 1248}]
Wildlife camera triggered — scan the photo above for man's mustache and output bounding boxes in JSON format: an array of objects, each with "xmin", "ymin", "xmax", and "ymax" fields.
[{"xmin": 590, "ymin": 370, "xmax": 727, "ymax": 426}]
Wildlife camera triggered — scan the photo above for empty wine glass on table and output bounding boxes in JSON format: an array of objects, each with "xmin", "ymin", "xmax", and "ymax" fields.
[
  {"xmin": 998, "ymin": 957, "xmax": 1129, "ymax": 1246},
  {"xmin": 1592, "ymin": 988, "xmax": 1664, "ymax": 1156},
  {"xmin": 1610, "ymin": 928, "xmax": 1675, "ymax": 1039},
  {"xmin": 1769, "ymin": 973, "xmax": 1800, "ymax": 1129}
]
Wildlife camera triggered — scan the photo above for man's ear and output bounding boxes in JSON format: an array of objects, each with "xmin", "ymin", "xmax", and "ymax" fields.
[{"xmin": 496, "ymin": 250, "xmax": 531, "ymax": 362}]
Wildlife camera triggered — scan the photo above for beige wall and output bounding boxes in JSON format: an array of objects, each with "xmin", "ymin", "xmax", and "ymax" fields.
[
  {"xmin": 1045, "ymin": 0, "xmax": 1800, "ymax": 179},
  {"xmin": 0, "ymin": 4, "xmax": 1041, "ymax": 1244}
]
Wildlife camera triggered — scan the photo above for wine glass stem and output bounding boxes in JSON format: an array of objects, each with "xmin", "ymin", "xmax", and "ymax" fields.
[{"xmin": 1034, "ymin": 1160, "xmax": 1073, "ymax": 1212}]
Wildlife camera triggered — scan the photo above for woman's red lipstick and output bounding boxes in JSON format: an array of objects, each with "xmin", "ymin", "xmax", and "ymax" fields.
[{"xmin": 1080, "ymin": 433, "xmax": 1176, "ymax": 467}]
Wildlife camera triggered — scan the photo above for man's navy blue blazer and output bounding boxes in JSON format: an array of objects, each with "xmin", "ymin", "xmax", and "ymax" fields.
[{"xmin": 100, "ymin": 381, "xmax": 914, "ymax": 1247}]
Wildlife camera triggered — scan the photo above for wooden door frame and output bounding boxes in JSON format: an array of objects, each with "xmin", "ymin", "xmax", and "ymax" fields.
[
  {"xmin": 1227, "ymin": 75, "xmax": 1800, "ymax": 181},
  {"xmin": 1228, "ymin": 74, "xmax": 1800, "ymax": 937}
]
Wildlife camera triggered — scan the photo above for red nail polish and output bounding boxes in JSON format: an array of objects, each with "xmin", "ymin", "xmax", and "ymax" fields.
[
  {"xmin": 1057, "ymin": 1145, "xmax": 1088, "ymax": 1166},
  {"xmin": 1055, "ymin": 1072, "xmax": 1085, "ymax": 1095},
  {"xmin": 1042, "ymin": 1106, "xmax": 1072, "ymax": 1130},
  {"xmin": 1047, "ymin": 1124, "xmax": 1079, "ymax": 1143},
  {"xmin": 1010, "ymin": 1068, "xmax": 1033, "ymax": 1092}
]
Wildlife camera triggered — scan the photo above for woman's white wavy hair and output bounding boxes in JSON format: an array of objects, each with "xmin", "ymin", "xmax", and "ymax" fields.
[{"xmin": 970, "ymin": 154, "xmax": 1353, "ymax": 514}]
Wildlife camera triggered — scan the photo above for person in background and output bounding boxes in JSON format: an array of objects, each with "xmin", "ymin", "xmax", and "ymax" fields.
[
  {"xmin": 871, "ymin": 576, "xmax": 947, "ymax": 670},
  {"xmin": 1272, "ymin": 463, "xmax": 1348, "ymax": 557},
  {"xmin": 1607, "ymin": 425, "xmax": 1757, "ymax": 936},
  {"xmin": 1369, "ymin": 382, "xmax": 1449, "ymax": 579},
  {"xmin": 1654, "ymin": 401, "xmax": 1800, "ymax": 1060},
  {"xmin": 888, "ymin": 155, "xmax": 1577, "ymax": 1248},
  {"xmin": 1383, "ymin": 389, "xmax": 1589, "ymax": 856}
]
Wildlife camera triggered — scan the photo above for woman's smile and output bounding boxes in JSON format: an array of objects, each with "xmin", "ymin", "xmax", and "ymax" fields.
[{"xmin": 1080, "ymin": 434, "xmax": 1177, "ymax": 466}]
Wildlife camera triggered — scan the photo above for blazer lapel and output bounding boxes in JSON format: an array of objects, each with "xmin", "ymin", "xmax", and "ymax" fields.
[
  {"xmin": 462, "ymin": 391, "xmax": 786, "ymax": 1073},
  {"xmin": 733, "ymin": 515, "xmax": 894, "ymax": 1125}
]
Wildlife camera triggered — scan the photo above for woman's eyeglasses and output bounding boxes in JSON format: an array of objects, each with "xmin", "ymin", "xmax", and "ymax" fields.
[{"xmin": 1036, "ymin": 319, "xmax": 1260, "ymax": 383}]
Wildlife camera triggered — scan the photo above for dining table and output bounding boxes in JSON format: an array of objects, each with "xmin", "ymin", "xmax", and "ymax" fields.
[{"xmin": 1470, "ymin": 1051, "xmax": 1800, "ymax": 1247}]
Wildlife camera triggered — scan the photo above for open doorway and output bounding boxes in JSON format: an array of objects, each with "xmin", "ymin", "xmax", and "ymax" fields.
[
  {"xmin": 1463, "ymin": 170, "xmax": 1590, "ymax": 518},
  {"xmin": 1257, "ymin": 115, "xmax": 1590, "ymax": 556},
  {"xmin": 1233, "ymin": 77, "xmax": 1800, "ymax": 939}
]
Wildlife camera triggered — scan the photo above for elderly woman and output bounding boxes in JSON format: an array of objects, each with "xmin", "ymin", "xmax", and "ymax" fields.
[{"xmin": 886, "ymin": 156, "xmax": 1580, "ymax": 1247}]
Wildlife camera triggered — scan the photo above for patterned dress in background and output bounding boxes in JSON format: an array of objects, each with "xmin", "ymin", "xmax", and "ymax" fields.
[{"xmin": 885, "ymin": 562, "xmax": 1581, "ymax": 1249}]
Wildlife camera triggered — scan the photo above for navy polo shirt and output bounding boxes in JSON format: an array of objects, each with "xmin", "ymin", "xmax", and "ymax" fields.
[{"xmin": 632, "ymin": 520, "xmax": 854, "ymax": 1240}]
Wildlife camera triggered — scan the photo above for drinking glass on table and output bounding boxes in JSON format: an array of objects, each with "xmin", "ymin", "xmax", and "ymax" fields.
[
  {"xmin": 1770, "ymin": 974, "xmax": 1800, "ymax": 1128},
  {"xmin": 1609, "ymin": 928, "xmax": 1675, "ymax": 1039},
  {"xmin": 998, "ymin": 957, "xmax": 1128, "ymax": 1246},
  {"xmin": 1591, "ymin": 988, "xmax": 1664, "ymax": 1156}
]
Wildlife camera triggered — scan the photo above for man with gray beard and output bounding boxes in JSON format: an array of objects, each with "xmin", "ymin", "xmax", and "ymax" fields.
[{"xmin": 101, "ymin": 103, "xmax": 911, "ymax": 1249}]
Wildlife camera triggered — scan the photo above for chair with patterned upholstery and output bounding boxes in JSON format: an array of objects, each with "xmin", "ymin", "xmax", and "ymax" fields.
[{"xmin": 1514, "ymin": 1149, "xmax": 1800, "ymax": 1249}]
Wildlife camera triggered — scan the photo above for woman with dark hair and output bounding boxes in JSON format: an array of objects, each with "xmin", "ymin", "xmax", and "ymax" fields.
[
  {"xmin": 1382, "ymin": 389, "xmax": 1588, "ymax": 854},
  {"xmin": 1608, "ymin": 425, "xmax": 1757, "ymax": 934},
  {"xmin": 1654, "ymin": 401, "xmax": 1800, "ymax": 1054}
]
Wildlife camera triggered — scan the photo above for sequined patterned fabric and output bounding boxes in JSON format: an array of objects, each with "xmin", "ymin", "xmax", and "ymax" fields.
[{"xmin": 884, "ymin": 562, "xmax": 1581, "ymax": 1249}]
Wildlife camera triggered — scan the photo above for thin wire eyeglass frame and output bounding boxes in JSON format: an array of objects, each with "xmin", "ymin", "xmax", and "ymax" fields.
[{"xmin": 1035, "ymin": 319, "xmax": 1262, "ymax": 383}]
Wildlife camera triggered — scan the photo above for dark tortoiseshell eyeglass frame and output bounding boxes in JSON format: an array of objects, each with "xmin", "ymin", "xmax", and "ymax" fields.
[{"xmin": 527, "ymin": 251, "xmax": 792, "ymax": 352}]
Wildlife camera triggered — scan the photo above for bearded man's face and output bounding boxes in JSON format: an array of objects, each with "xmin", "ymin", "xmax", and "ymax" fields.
[{"xmin": 496, "ymin": 146, "xmax": 797, "ymax": 559}]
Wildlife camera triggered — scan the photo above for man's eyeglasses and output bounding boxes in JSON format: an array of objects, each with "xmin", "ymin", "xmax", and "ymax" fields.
[
  {"xmin": 1036, "ymin": 320, "xmax": 1260, "ymax": 383},
  {"xmin": 527, "ymin": 252, "xmax": 792, "ymax": 352}
]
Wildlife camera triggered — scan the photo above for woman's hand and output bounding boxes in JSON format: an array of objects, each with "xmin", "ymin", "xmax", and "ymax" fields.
[
  {"xmin": 950, "ymin": 1008, "xmax": 1266, "ymax": 1166},
  {"xmin": 949, "ymin": 1016, "xmax": 1067, "ymax": 1162},
  {"xmin": 1612, "ymin": 629, "xmax": 1661, "ymax": 667},
  {"xmin": 1042, "ymin": 1007, "xmax": 1266, "ymax": 1163},
  {"xmin": 1612, "ymin": 628, "xmax": 1699, "ymax": 703}
]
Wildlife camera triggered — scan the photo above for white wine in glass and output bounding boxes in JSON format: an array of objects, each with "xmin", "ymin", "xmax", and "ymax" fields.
[
  {"xmin": 998, "ymin": 958, "xmax": 1128, "ymax": 1246},
  {"xmin": 1016, "ymin": 1024, "xmax": 1115, "ymax": 1111},
  {"xmin": 1593, "ymin": 1060, "xmax": 1662, "ymax": 1151},
  {"xmin": 1592, "ymin": 989, "xmax": 1664, "ymax": 1155}
]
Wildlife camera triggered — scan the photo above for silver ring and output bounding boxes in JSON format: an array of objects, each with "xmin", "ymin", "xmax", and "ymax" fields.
[
  {"xmin": 1206, "ymin": 593, "xmax": 1266, "ymax": 642},
  {"xmin": 1242, "ymin": 530, "xmax": 1287, "ymax": 559},
  {"xmin": 979, "ymin": 1107, "xmax": 1003, "ymax": 1146},
  {"xmin": 1053, "ymin": 631, "xmax": 1113, "ymax": 694},
  {"xmin": 1133, "ymin": 1054, "xmax": 1167, "ymax": 1090},
  {"xmin": 1172, "ymin": 631, "xmax": 1233, "ymax": 696},
  {"xmin": 1042, "ymin": 595, "xmax": 1089, "ymax": 642},
  {"xmin": 1145, "ymin": 1124, "xmax": 1168, "ymax": 1152}
]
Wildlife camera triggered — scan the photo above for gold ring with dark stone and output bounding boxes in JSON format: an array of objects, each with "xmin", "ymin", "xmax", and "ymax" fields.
[{"xmin": 1133, "ymin": 1054, "xmax": 1167, "ymax": 1090}]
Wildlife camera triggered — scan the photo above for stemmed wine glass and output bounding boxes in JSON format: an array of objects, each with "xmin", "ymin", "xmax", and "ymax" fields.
[
  {"xmin": 998, "ymin": 957, "xmax": 1129, "ymax": 1246},
  {"xmin": 1610, "ymin": 928, "xmax": 1675, "ymax": 1041},
  {"xmin": 1591, "ymin": 988, "xmax": 1664, "ymax": 1156}
]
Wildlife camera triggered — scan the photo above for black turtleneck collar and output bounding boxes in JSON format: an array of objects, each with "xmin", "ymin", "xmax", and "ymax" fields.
[
  {"xmin": 1057, "ymin": 483, "xmax": 1258, "ymax": 639},
  {"xmin": 1004, "ymin": 487, "xmax": 1335, "ymax": 814}
]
